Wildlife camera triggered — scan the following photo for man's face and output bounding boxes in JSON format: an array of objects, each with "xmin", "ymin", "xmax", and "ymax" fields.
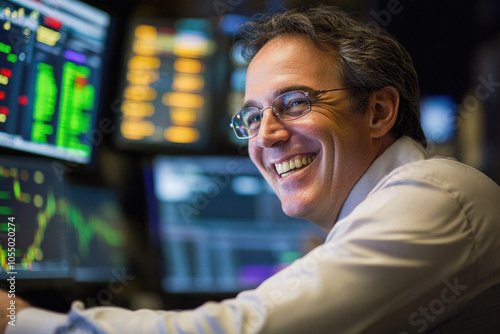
[{"xmin": 245, "ymin": 35, "xmax": 380, "ymax": 231}]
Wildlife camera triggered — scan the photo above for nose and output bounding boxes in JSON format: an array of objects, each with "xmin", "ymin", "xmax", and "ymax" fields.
[{"xmin": 255, "ymin": 107, "xmax": 291, "ymax": 148}]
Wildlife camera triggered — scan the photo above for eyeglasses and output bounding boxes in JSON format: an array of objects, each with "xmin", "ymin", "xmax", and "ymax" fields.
[{"xmin": 230, "ymin": 88, "xmax": 352, "ymax": 139}]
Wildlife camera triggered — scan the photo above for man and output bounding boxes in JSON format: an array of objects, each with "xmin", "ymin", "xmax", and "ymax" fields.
[{"xmin": 2, "ymin": 5, "xmax": 500, "ymax": 334}]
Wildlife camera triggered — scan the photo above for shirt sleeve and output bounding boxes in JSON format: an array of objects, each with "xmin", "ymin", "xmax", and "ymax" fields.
[
  {"xmin": 7, "ymin": 174, "xmax": 482, "ymax": 334},
  {"xmin": 7, "ymin": 292, "xmax": 270, "ymax": 334},
  {"xmin": 251, "ymin": 176, "xmax": 478, "ymax": 334},
  {"xmin": 6, "ymin": 307, "xmax": 67, "ymax": 334}
]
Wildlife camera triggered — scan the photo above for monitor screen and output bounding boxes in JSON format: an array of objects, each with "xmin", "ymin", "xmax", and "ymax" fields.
[
  {"xmin": 0, "ymin": 0, "xmax": 111, "ymax": 164},
  {"xmin": 0, "ymin": 156, "xmax": 69, "ymax": 278},
  {"xmin": 420, "ymin": 95, "xmax": 457, "ymax": 143},
  {"xmin": 147, "ymin": 155, "xmax": 326, "ymax": 293},
  {"xmin": 0, "ymin": 156, "xmax": 128, "ymax": 281},
  {"xmin": 65, "ymin": 184, "xmax": 128, "ymax": 282},
  {"xmin": 115, "ymin": 17, "xmax": 217, "ymax": 151},
  {"xmin": 225, "ymin": 41, "xmax": 248, "ymax": 146}
]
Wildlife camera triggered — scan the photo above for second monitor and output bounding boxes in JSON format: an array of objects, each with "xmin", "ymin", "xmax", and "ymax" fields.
[{"xmin": 146, "ymin": 155, "xmax": 326, "ymax": 293}]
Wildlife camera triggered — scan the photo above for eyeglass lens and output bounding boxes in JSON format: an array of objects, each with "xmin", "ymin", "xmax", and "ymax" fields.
[{"xmin": 232, "ymin": 91, "xmax": 311, "ymax": 139}]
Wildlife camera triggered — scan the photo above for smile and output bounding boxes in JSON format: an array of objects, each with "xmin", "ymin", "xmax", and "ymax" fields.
[{"xmin": 275, "ymin": 155, "xmax": 317, "ymax": 177}]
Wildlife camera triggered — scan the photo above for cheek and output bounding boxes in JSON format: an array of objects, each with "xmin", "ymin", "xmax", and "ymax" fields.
[
  {"xmin": 248, "ymin": 141, "xmax": 260, "ymax": 166},
  {"xmin": 248, "ymin": 141, "xmax": 280, "ymax": 192},
  {"xmin": 248, "ymin": 142, "xmax": 271, "ymax": 179}
]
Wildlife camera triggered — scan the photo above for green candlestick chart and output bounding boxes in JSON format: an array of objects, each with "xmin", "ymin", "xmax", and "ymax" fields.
[{"xmin": 0, "ymin": 162, "xmax": 125, "ymax": 276}]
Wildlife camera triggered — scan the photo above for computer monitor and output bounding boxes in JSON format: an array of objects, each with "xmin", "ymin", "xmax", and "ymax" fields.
[
  {"xmin": 219, "ymin": 15, "xmax": 251, "ymax": 146},
  {"xmin": 65, "ymin": 184, "xmax": 128, "ymax": 282},
  {"xmin": 146, "ymin": 155, "xmax": 326, "ymax": 293},
  {"xmin": 0, "ymin": 0, "xmax": 111, "ymax": 164},
  {"xmin": 0, "ymin": 156, "xmax": 128, "ymax": 282},
  {"xmin": 115, "ymin": 17, "xmax": 217, "ymax": 152},
  {"xmin": 0, "ymin": 156, "xmax": 69, "ymax": 278}
]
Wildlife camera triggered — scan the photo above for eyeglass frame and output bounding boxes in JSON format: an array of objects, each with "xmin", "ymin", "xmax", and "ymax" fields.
[{"xmin": 230, "ymin": 87, "xmax": 353, "ymax": 139}]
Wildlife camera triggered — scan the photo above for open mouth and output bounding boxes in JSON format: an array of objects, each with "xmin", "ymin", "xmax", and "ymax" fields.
[{"xmin": 274, "ymin": 155, "xmax": 316, "ymax": 177}]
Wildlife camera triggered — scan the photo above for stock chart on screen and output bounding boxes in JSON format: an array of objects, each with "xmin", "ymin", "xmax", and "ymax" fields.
[
  {"xmin": 0, "ymin": 157, "xmax": 69, "ymax": 278},
  {"xmin": 66, "ymin": 184, "xmax": 127, "ymax": 282},
  {"xmin": 0, "ymin": 157, "xmax": 127, "ymax": 281},
  {"xmin": 0, "ymin": 0, "xmax": 111, "ymax": 164}
]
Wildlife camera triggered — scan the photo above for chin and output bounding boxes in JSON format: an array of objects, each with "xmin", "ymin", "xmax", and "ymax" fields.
[{"xmin": 281, "ymin": 198, "xmax": 310, "ymax": 220}]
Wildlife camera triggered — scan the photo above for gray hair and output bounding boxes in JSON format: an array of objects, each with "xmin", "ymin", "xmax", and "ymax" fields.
[{"xmin": 238, "ymin": 5, "xmax": 427, "ymax": 147}]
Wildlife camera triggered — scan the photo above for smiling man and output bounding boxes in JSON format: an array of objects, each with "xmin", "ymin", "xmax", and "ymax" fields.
[
  {"xmin": 2, "ymin": 5, "xmax": 500, "ymax": 334},
  {"xmin": 243, "ymin": 34, "xmax": 398, "ymax": 230},
  {"xmin": 233, "ymin": 6, "xmax": 427, "ymax": 232}
]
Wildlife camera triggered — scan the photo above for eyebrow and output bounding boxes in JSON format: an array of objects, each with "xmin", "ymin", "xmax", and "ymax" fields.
[{"xmin": 241, "ymin": 84, "xmax": 315, "ymax": 110}]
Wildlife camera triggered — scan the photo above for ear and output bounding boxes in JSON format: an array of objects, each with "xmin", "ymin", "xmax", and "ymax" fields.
[{"xmin": 367, "ymin": 86, "xmax": 399, "ymax": 139}]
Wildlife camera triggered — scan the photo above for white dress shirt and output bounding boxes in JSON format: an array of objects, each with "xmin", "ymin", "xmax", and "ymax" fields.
[{"xmin": 8, "ymin": 136, "xmax": 500, "ymax": 334}]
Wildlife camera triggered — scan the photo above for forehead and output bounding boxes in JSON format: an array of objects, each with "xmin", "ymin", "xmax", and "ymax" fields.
[{"xmin": 245, "ymin": 35, "xmax": 340, "ymax": 103}]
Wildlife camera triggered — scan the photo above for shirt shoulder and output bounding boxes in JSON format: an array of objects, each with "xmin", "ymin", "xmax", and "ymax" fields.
[
  {"xmin": 374, "ymin": 157, "xmax": 500, "ymax": 204},
  {"xmin": 331, "ymin": 156, "xmax": 500, "ymax": 243},
  {"xmin": 363, "ymin": 157, "xmax": 500, "ymax": 272}
]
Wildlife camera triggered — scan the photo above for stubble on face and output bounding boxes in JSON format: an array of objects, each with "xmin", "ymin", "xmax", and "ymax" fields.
[{"xmin": 245, "ymin": 35, "xmax": 378, "ymax": 231}]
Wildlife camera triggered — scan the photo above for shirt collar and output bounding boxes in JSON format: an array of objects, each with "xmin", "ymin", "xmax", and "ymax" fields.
[{"xmin": 336, "ymin": 136, "xmax": 429, "ymax": 222}]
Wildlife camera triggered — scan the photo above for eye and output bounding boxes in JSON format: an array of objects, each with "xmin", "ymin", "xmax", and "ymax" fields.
[
  {"xmin": 281, "ymin": 93, "xmax": 309, "ymax": 117},
  {"xmin": 243, "ymin": 109, "xmax": 261, "ymax": 129},
  {"xmin": 286, "ymin": 99, "xmax": 308, "ymax": 108},
  {"xmin": 247, "ymin": 114, "xmax": 261, "ymax": 124}
]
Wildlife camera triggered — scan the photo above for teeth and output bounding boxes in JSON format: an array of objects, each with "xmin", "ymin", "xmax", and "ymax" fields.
[
  {"xmin": 275, "ymin": 155, "xmax": 316, "ymax": 176},
  {"xmin": 283, "ymin": 161, "xmax": 290, "ymax": 173}
]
